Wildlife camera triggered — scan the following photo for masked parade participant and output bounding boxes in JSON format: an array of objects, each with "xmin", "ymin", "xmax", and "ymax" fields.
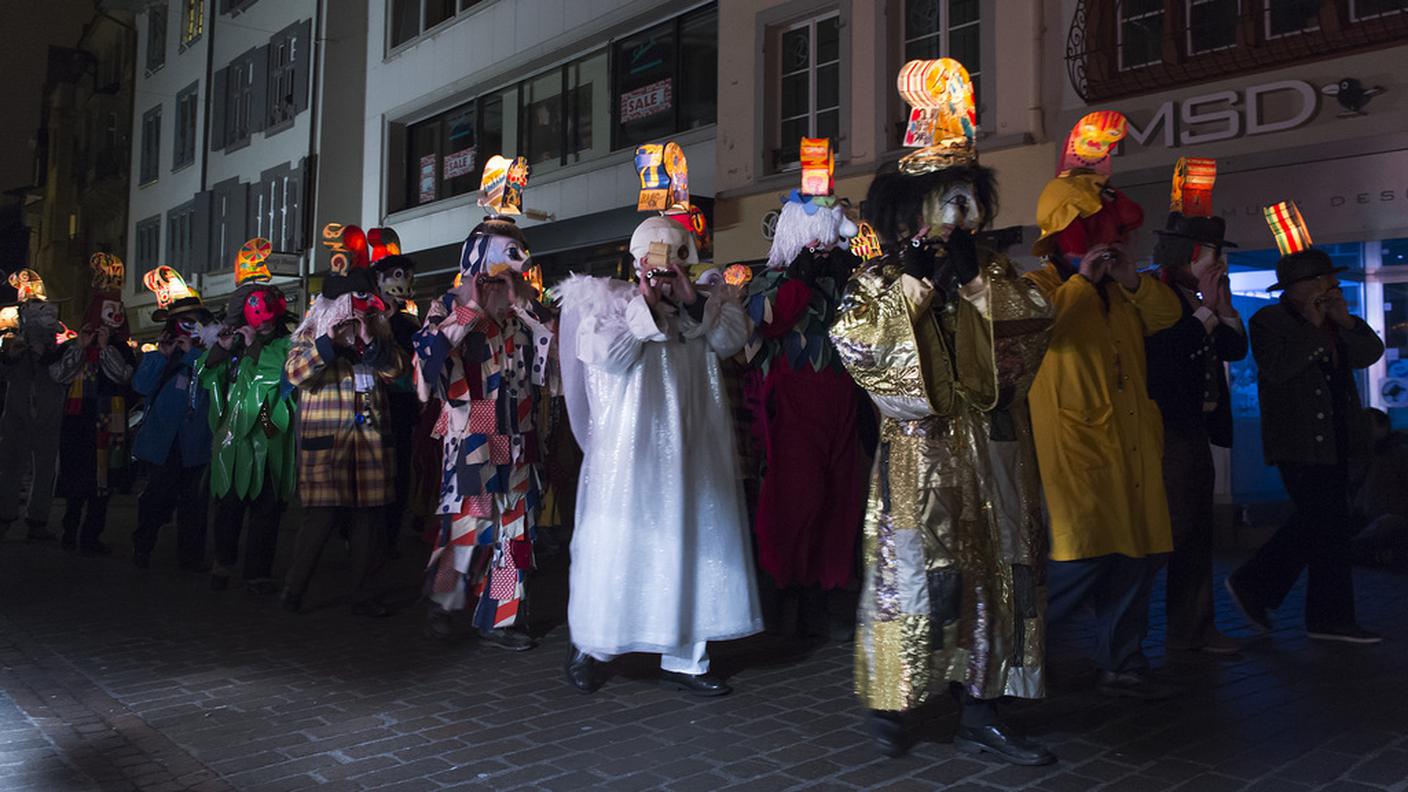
[
  {"xmin": 369, "ymin": 235, "xmax": 421, "ymax": 557},
  {"xmin": 131, "ymin": 268, "xmax": 220, "ymax": 571},
  {"xmin": 414, "ymin": 156, "xmax": 554, "ymax": 651},
  {"xmin": 0, "ymin": 270, "xmax": 72, "ymax": 543},
  {"xmin": 199, "ymin": 239, "xmax": 298, "ymax": 594},
  {"xmin": 51, "ymin": 254, "xmax": 136, "ymax": 556},
  {"xmin": 743, "ymin": 138, "xmax": 866, "ymax": 640},
  {"xmin": 1144, "ymin": 160, "xmax": 1247, "ymax": 655},
  {"xmin": 1026, "ymin": 112, "xmax": 1182, "ymax": 699},
  {"xmin": 281, "ymin": 234, "xmax": 406, "ymax": 616},
  {"xmin": 829, "ymin": 60, "xmax": 1054, "ymax": 764},
  {"xmin": 558, "ymin": 143, "xmax": 762, "ymax": 697},
  {"xmin": 1226, "ymin": 203, "xmax": 1385, "ymax": 644}
]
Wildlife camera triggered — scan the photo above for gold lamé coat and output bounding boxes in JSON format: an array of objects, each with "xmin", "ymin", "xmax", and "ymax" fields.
[{"xmin": 830, "ymin": 249, "xmax": 1053, "ymax": 710}]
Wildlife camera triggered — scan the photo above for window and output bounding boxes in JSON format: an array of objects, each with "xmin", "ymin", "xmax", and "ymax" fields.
[
  {"xmin": 1264, "ymin": 0, "xmax": 1319, "ymax": 37},
  {"xmin": 222, "ymin": 0, "xmax": 259, "ymax": 14},
  {"xmin": 1188, "ymin": 0, "xmax": 1239, "ymax": 53},
  {"xmin": 408, "ymin": 118, "xmax": 439, "ymax": 207},
  {"xmin": 425, "ymin": 0, "xmax": 455, "ymax": 29},
  {"xmin": 268, "ymin": 22, "xmax": 303, "ymax": 130},
  {"xmin": 252, "ymin": 163, "xmax": 305, "ymax": 252},
  {"xmin": 146, "ymin": 5, "xmax": 167, "ymax": 73},
  {"xmin": 441, "ymin": 103, "xmax": 478, "ymax": 198},
  {"xmin": 1351, "ymin": 0, "xmax": 1408, "ymax": 20},
  {"xmin": 167, "ymin": 202, "xmax": 196, "ymax": 271},
  {"xmin": 225, "ymin": 50, "xmax": 260, "ymax": 149},
  {"xmin": 521, "ymin": 71, "xmax": 564, "ymax": 167},
  {"xmin": 181, "ymin": 0, "xmax": 204, "ymax": 47},
  {"xmin": 1119, "ymin": 0, "xmax": 1164, "ymax": 70},
  {"xmin": 903, "ymin": 0, "xmax": 981, "ymax": 113},
  {"xmin": 612, "ymin": 7, "xmax": 716, "ymax": 150},
  {"xmin": 140, "ymin": 105, "xmax": 161, "ymax": 185},
  {"xmin": 778, "ymin": 14, "xmax": 840, "ymax": 167},
  {"xmin": 390, "ymin": 0, "xmax": 485, "ymax": 49},
  {"xmin": 135, "ymin": 216, "xmax": 162, "ymax": 270},
  {"xmin": 173, "ymin": 82, "xmax": 198, "ymax": 170}
]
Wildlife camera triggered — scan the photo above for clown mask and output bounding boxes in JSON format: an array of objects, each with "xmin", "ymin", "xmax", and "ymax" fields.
[
  {"xmin": 922, "ymin": 182, "xmax": 985, "ymax": 237},
  {"xmin": 475, "ymin": 234, "xmax": 530, "ymax": 282},
  {"xmin": 350, "ymin": 289, "xmax": 386, "ymax": 315},
  {"xmin": 243, "ymin": 288, "xmax": 286, "ymax": 331},
  {"xmin": 99, "ymin": 300, "xmax": 126, "ymax": 330}
]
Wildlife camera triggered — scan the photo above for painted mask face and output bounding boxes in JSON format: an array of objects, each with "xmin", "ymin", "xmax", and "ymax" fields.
[
  {"xmin": 243, "ymin": 289, "xmax": 285, "ymax": 329},
  {"xmin": 100, "ymin": 300, "xmax": 126, "ymax": 329},
  {"xmin": 478, "ymin": 234, "xmax": 530, "ymax": 278},
  {"xmin": 350, "ymin": 290, "xmax": 386, "ymax": 315},
  {"xmin": 377, "ymin": 266, "xmax": 413, "ymax": 301},
  {"xmin": 1063, "ymin": 111, "xmax": 1128, "ymax": 171},
  {"xmin": 923, "ymin": 182, "xmax": 984, "ymax": 234},
  {"xmin": 174, "ymin": 317, "xmax": 201, "ymax": 338}
]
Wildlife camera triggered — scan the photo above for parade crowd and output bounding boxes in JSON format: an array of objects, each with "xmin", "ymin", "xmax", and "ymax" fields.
[{"xmin": 0, "ymin": 59, "xmax": 1392, "ymax": 768}]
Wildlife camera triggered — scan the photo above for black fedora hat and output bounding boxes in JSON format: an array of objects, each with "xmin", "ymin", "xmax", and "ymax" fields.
[
  {"xmin": 1153, "ymin": 212, "xmax": 1238, "ymax": 249},
  {"xmin": 151, "ymin": 295, "xmax": 211, "ymax": 323},
  {"xmin": 1268, "ymin": 248, "xmax": 1346, "ymax": 291}
]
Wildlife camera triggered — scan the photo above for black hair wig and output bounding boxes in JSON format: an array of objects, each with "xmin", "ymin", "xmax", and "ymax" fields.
[{"xmin": 862, "ymin": 161, "xmax": 999, "ymax": 244}]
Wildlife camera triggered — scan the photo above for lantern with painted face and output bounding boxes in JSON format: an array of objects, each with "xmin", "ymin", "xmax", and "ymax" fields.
[{"xmin": 1059, "ymin": 110, "xmax": 1128, "ymax": 176}]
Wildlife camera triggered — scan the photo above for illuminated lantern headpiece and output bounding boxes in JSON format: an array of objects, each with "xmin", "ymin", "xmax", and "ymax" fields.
[
  {"xmin": 318, "ymin": 224, "xmax": 379, "ymax": 300},
  {"xmin": 143, "ymin": 265, "xmax": 209, "ymax": 322},
  {"xmin": 1058, "ymin": 110, "xmax": 1128, "ymax": 176},
  {"xmin": 897, "ymin": 58, "xmax": 978, "ymax": 174},
  {"xmin": 1263, "ymin": 200, "xmax": 1313, "ymax": 258},
  {"xmin": 90, "ymin": 253, "xmax": 125, "ymax": 291},
  {"xmin": 1169, "ymin": 157, "xmax": 1217, "ymax": 217},
  {"xmin": 848, "ymin": 221, "xmax": 884, "ymax": 262},
  {"xmin": 0, "ymin": 306, "xmax": 17, "ymax": 333},
  {"xmin": 478, "ymin": 155, "xmax": 530, "ymax": 217},
  {"xmin": 1263, "ymin": 201, "xmax": 1345, "ymax": 291},
  {"xmin": 1032, "ymin": 110, "xmax": 1143, "ymax": 259},
  {"xmin": 7, "ymin": 269, "xmax": 49, "ymax": 303},
  {"xmin": 235, "ymin": 237, "xmax": 274, "ymax": 285},
  {"xmin": 635, "ymin": 141, "xmax": 690, "ymax": 214}
]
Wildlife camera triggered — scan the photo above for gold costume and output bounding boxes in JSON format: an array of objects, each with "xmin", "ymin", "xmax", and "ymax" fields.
[{"xmin": 831, "ymin": 249, "xmax": 1052, "ymax": 710}]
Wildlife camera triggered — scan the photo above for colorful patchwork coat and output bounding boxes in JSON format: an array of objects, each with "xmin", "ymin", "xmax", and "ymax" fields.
[
  {"xmin": 830, "ymin": 249, "xmax": 1053, "ymax": 709},
  {"xmin": 197, "ymin": 334, "xmax": 297, "ymax": 502},
  {"xmin": 285, "ymin": 335, "xmax": 407, "ymax": 508},
  {"xmin": 51, "ymin": 341, "xmax": 136, "ymax": 498},
  {"xmin": 414, "ymin": 294, "xmax": 554, "ymax": 629}
]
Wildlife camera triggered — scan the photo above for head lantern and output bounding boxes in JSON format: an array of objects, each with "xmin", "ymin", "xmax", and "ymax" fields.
[
  {"xmin": 83, "ymin": 253, "xmax": 128, "ymax": 341},
  {"xmin": 865, "ymin": 58, "xmax": 998, "ymax": 243},
  {"xmin": 144, "ymin": 266, "xmax": 212, "ymax": 338},
  {"xmin": 766, "ymin": 137, "xmax": 859, "ymax": 270},
  {"xmin": 224, "ymin": 237, "xmax": 289, "ymax": 331},
  {"xmin": 7, "ymin": 269, "xmax": 49, "ymax": 303},
  {"xmin": 1033, "ymin": 111, "xmax": 1144, "ymax": 260},
  {"xmin": 236, "ymin": 237, "xmax": 274, "ymax": 286},
  {"xmin": 1262, "ymin": 202, "xmax": 1343, "ymax": 292},
  {"xmin": 5, "ymin": 271, "xmax": 60, "ymax": 349},
  {"xmin": 1153, "ymin": 158, "xmax": 1237, "ymax": 272},
  {"xmin": 455, "ymin": 156, "xmax": 534, "ymax": 287}
]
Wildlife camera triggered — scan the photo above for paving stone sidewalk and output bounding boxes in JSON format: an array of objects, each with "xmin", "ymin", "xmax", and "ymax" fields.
[{"xmin": 2, "ymin": 497, "xmax": 1407, "ymax": 791}]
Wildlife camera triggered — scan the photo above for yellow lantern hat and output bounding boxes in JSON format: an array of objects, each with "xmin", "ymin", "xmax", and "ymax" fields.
[
  {"xmin": 7, "ymin": 268, "xmax": 49, "ymax": 303},
  {"xmin": 143, "ymin": 265, "xmax": 206, "ymax": 321},
  {"xmin": 1264, "ymin": 201, "xmax": 1313, "ymax": 257},
  {"xmin": 896, "ymin": 58, "xmax": 978, "ymax": 174},
  {"xmin": 90, "ymin": 253, "xmax": 125, "ymax": 291},
  {"xmin": 1170, "ymin": 157, "xmax": 1217, "ymax": 217},
  {"xmin": 635, "ymin": 141, "xmax": 690, "ymax": 214},
  {"xmin": 236, "ymin": 237, "xmax": 274, "ymax": 285},
  {"xmin": 479, "ymin": 155, "xmax": 530, "ymax": 216}
]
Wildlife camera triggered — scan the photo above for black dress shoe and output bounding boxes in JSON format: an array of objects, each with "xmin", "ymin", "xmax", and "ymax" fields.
[
  {"xmin": 1096, "ymin": 670, "xmax": 1177, "ymax": 701},
  {"xmin": 478, "ymin": 627, "xmax": 536, "ymax": 652},
  {"xmin": 954, "ymin": 723, "xmax": 1056, "ymax": 766},
  {"xmin": 869, "ymin": 710, "xmax": 910, "ymax": 758},
  {"xmin": 245, "ymin": 578, "xmax": 279, "ymax": 595},
  {"xmin": 178, "ymin": 559, "xmax": 212, "ymax": 574},
  {"xmin": 564, "ymin": 648, "xmax": 602, "ymax": 693},
  {"xmin": 24, "ymin": 526, "xmax": 57, "ymax": 543},
  {"xmin": 658, "ymin": 671, "xmax": 732, "ymax": 697}
]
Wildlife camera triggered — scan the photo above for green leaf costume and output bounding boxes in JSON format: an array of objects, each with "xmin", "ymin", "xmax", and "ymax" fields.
[{"xmin": 198, "ymin": 336, "xmax": 297, "ymax": 501}]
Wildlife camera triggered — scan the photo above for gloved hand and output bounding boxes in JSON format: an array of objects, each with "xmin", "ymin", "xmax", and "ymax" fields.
[
  {"xmin": 940, "ymin": 227, "xmax": 981, "ymax": 286},
  {"xmin": 789, "ymin": 245, "xmax": 827, "ymax": 285},
  {"xmin": 897, "ymin": 235, "xmax": 937, "ymax": 282}
]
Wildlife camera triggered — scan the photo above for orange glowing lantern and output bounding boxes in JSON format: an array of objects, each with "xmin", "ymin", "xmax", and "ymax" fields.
[
  {"xmin": 1059, "ymin": 111, "xmax": 1128, "ymax": 176},
  {"xmin": 897, "ymin": 58, "xmax": 977, "ymax": 169},
  {"xmin": 90, "ymin": 253, "xmax": 126, "ymax": 290},
  {"xmin": 1264, "ymin": 201, "xmax": 1313, "ymax": 257},
  {"xmin": 723, "ymin": 263, "xmax": 754, "ymax": 288},
  {"xmin": 635, "ymin": 141, "xmax": 690, "ymax": 213},
  {"xmin": 479, "ymin": 155, "xmax": 529, "ymax": 215},
  {"xmin": 799, "ymin": 138, "xmax": 834, "ymax": 197},
  {"xmin": 236, "ymin": 238, "xmax": 274, "ymax": 285},
  {"xmin": 7, "ymin": 268, "xmax": 48, "ymax": 303},
  {"xmin": 142, "ymin": 266, "xmax": 200, "ymax": 311},
  {"xmin": 1170, "ymin": 157, "xmax": 1217, "ymax": 217},
  {"xmin": 849, "ymin": 221, "xmax": 884, "ymax": 262}
]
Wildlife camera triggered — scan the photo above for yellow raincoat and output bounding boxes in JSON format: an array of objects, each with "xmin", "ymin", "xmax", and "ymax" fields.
[{"xmin": 1024, "ymin": 263, "xmax": 1182, "ymax": 561}]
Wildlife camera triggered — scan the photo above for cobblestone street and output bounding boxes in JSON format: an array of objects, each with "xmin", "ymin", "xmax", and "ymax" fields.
[{"xmin": 2, "ymin": 500, "xmax": 1407, "ymax": 792}]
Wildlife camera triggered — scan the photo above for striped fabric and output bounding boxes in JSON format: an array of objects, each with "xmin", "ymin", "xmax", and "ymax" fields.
[{"xmin": 1264, "ymin": 201, "xmax": 1312, "ymax": 256}]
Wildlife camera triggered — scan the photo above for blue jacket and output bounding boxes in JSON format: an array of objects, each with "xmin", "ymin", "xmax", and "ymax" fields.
[{"xmin": 131, "ymin": 348, "xmax": 212, "ymax": 467}]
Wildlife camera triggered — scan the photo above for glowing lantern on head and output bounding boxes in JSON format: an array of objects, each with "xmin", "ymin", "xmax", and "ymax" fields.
[
  {"xmin": 236, "ymin": 238, "xmax": 274, "ymax": 285},
  {"xmin": 799, "ymin": 137, "xmax": 834, "ymax": 197},
  {"xmin": 1170, "ymin": 157, "xmax": 1217, "ymax": 217},
  {"xmin": 1059, "ymin": 110, "xmax": 1128, "ymax": 176},
  {"xmin": 1264, "ymin": 201, "xmax": 1313, "ymax": 257},
  {"xmin": 635, "ymin": 141, "xmax": 690, "ymax": 213}
]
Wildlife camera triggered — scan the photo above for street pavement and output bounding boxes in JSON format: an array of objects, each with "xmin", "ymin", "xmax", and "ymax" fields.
[{"xmin": 1, "ymin": 497, "xmax": 1407, "ymax": 792}]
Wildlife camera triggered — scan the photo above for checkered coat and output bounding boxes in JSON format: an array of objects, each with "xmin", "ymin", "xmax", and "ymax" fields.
[{"xmin": 285, "ymin": 335, "xmax": 408, "ymax": 508}]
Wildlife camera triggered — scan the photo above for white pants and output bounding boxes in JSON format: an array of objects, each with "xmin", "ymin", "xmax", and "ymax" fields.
[{"xmin": 586, "ymin": 642, "xmax": 710, "ymax": 675}]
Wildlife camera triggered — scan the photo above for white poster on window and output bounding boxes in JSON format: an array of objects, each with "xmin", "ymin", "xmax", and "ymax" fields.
[
  {"xmin": 620, "ymin": 78, "xmax": 673, "ymax": 124},
  {"xmin": 444, "ymin": 147, "xmax": 477, "ymax": 180},
  {"xmin": 419, "ymin": 154, "xmax": 437, "ymax": 203}
]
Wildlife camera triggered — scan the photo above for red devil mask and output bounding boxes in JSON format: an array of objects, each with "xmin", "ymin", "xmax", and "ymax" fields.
[{"xmin": 243, "ymin": 288, "xmax": 287, "ymax": 330}]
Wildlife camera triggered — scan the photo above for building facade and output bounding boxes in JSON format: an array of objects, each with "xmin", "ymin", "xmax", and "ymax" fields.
[
  {"xmin": 360, "ymin": 0, "xmax": 719, "ymax": 294},
  {"xmin": 125, "ymin": 0, "xmax": 366, "ymax": 335}
]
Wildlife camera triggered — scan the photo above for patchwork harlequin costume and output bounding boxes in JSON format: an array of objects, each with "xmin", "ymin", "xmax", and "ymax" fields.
[
  {"xmin": 198, "ymin": 238, "xmax": 297, "ymax": 592},
  {"xmin": 51, "ymin": 254, "xmax": 136, "ymax": 555},
  {"xmin": 1025, "ymin": 112, "xmax": 1182, "ymax": 696},
  {"xmin": 131, "ymin": 267, "xmax": 219, "ymax": 570},
  {"xmin": 281, "ymin": 232, "xmax": 406, "ymax": 614},
  {"xmin": 414, "ymin": 155, "xmax": 554, "ymax": 648},
  {"xmin": 0, "ymin": 269, "xmax": 72, "ymax": 541},
  {"xmin": 559, "ymin": 143, "xmax": 762, "ymax": 694},
  {"xmin": 744, "ymin": 139, "xmax": 867, "ymax": 627},
  {"xmin": 830, "ymin": 60, "xmax": 1054, "ymax": 763}
]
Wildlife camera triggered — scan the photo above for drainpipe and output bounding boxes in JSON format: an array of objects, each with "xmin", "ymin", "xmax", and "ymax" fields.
[{"xmin": 1028, "ymin": 0, "xmax": 1046, "ymax": 143}]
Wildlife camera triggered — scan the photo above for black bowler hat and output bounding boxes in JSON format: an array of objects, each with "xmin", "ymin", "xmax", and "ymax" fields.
[
  {"xmin": 1153, "ymin": 212, "xmax": 1238, "ymax": 249},
  {"xmin": 1268, "ymin": 248, "xmax": 1347, "ymax": 292}
]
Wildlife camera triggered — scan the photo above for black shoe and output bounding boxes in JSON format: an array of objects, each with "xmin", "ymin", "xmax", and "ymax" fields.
[
  {"xmin": 478, "ymin": 627, "xmax": 536, "ymax": 652},
  {"xmin": 1096, "ymin": 670, "xmax": 1177, "ymax": 701},
  {"xmin": 564, "ymin": 648, "xmax": 603, "ymax": 693},
  {"xmin": 658, "ymin": 671, "xmax": 732, "ymax": 697},
  {"xmin": 78, "ymin": 542, "xmax": 112, "ymax": 557},
  {"xmin": 132, "ymin": 553, "xmax": 151, "ymax": 570},
  {"xmin": 351, "ymin": 601, "xmax": 392, "ymax": 618},
  {"xmin": 424, "ymin": 608, "xmax": 453, "ymax": 641},
  {"xmin": 955, "ymin": 723, "xmax": 1056, "ymax": 766},
  {"xmin": 210, "ymin": 573, "xmax": 231, "ymax": 591},
  {"xmin": 279, "ymin": 590, "xmax": 302, "ymax": 613},
  {"xmin": 1225, "ymin": 577, "xmax": 1272, "ymax": 633},
  {"xmin": 1307, "ymin": 625, "xmax": 1383, "ymax": 644},
  {"xmin": 245, "ymin": 578, "xmax": 279, "ymax": 595},
  {"xmin": 869, "ymin": 710, "xmax": 910, "ymax": 758}
]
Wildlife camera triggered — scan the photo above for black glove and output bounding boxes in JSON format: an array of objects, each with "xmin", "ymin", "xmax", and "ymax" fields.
[
  {"xmin": 897, "ymin": 235, "xmax": 937, "ymax": 282},
  {"xmin": 939, "ymin": 227, "xmax": 981, "ymax": 286},
  {"xmin": 789, "ymin": 246, "xmax": 827, "ymax": 285}
]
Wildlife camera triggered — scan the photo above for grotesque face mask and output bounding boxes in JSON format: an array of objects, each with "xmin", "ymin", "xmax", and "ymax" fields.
[
  {"xmin": 476, "ymin": 235, "xmax": 530, "ymax": 282},
  {"xmin": 377, "ymin": 265, "xmax": 414, "ymax": 302},
  {"xmin": 243, "ymin": 288, "xmax": 286, "ymax": 330},
  {"xmin": 350, "ymin": 290, "xmax": 386, "ymax": 315},
  {"xmin": 922, "ymin": 182, "xmax": 984, "ymax": 236},
  {"xmin": 18, "ymin": 301, "xmax": 59, "ymax": 348},
  {"xmin": 100, "ymin": 300, "xmax": 126, "ymax": 330}
]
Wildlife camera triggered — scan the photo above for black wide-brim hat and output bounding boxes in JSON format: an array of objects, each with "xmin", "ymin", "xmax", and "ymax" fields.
[
  {"xmin": 152, "ymin": 296, "xmax": 211, "ymax": 323},
  {"xmin": 322, "ymin": 268, "xmax": 378, "ymax": 300},
  {"xmin": 1153, "ymin": 212, "xmax": 1238, "ymax": 249},
  {"xmin": 1268, "ymin": 248, "xmax": 1347, "ymax": 291}
]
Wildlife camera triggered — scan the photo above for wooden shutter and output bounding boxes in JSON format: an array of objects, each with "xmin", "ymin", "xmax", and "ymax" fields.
[
  {"xmin": 293, "ymin": 18, "xmax": 312, "ymax": 114},
  {"xmin": 249, "ymin": 45, "xmax": 270, "ymax": 134},
  {"xmin": 209, "ymin": 66, "xmax": 227, "ymax": 150}
]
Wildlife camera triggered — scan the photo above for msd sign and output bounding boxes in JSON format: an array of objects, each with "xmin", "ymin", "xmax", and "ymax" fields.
[{"xmin": 1119, "ymin": 79, "xmax": 1320, "ymax": 149}]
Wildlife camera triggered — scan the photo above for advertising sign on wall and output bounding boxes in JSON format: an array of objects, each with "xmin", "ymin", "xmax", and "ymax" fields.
[
  {"xmin": 418, "ymin": 154, "xmax": 437, "ymax": 203},
  {"xmin": 620, "ymin": 78, "xmax": 673, "ymax": 124},
  {"xmin": 444, "ymin": 147, "xmax": 477, "ymax": 180}
]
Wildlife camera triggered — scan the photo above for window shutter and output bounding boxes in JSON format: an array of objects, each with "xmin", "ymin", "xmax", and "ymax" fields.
[
  {"xmin": 293, "ymin": 18, "xmax": 312, "ymax": 114},
  {"xmin": 192, "ymin": 191, "xmax": 213, "ymax": 273},
  {"xmin": 226, "ymin": 181, "xmax": 248, "ymax": 271},
  {"xmin": 250, "ymin": 45, "xmax": 270, "ymax": 134},
  {"xmin": 210, "ymin": 67, "xmax": 227, "ymax": 150}
]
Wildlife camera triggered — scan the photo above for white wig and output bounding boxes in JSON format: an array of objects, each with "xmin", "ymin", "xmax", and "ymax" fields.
[
  {"xmin": 766, "ymin": 200, "xmax": 859, "ymax": 270},
  {"xmin": 294, "ymin": 294, "xmax": 359, "ymax": 342}
]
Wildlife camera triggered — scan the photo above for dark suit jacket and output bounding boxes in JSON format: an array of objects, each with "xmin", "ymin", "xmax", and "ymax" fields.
[{"xmin": 1145, "ymin": 288, "xmax": 1248, "ymax": 448}]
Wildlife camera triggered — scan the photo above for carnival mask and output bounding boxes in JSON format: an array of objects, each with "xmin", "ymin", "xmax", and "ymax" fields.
[
  {"xmin": 350, "ymin": 290, "xmax": 386, "ymax": 315},
  {"xmin": 243, "ymin": 288, "xmax": 286, "ymax": 329},
  {"xmin": 100, "ymin": 300, "xmax": 126, "ymax": 329},
  {"xmin": 923, "ymin": 182, "xmax": 985, "ymax": 234},
  {"xmin": 479, "ymin": 235, "xmax": 530, "ymax": 279},
  {"xmin": 630, "ymin": 216, "xmax": 698, "ymax": 280},
  {"xmin": 377, "ymin": 265, "xmax": 414, "ymax": 302}
]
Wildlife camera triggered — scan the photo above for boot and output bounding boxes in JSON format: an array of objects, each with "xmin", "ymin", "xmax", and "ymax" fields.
[
  {"xmin": 869, "ymin": 710, "xmax": 910, "ymax": 758},
  {"xmin": 951, "ymin": 690, "xmax": 1054, "ymax": 766}
]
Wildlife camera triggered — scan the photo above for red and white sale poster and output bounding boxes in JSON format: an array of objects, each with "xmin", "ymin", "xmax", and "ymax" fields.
[
  {"xmin": 418, "ymin": 154, "xmax": 437, "ymax": 203},
  {"xmin": 620, "ymin": 79, "xmax": 673, "ymax": 124},
  {"xmin": 444, "ymin": 147, "xmax": 477, "ymax": 180}
]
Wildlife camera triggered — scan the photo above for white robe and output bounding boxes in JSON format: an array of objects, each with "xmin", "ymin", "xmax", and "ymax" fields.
[{"xmin": 557, "ymin": 276, "xmax": 763, "ymax": 658}]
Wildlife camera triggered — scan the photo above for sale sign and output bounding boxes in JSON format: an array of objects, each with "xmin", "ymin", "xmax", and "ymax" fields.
[
  {"xmin": 444, "ymin": 147, "xmax": 477, "ymax": 180},
  {"xmin": 620, "ymin": 79, "xmax": 673, "ymax": 124}
]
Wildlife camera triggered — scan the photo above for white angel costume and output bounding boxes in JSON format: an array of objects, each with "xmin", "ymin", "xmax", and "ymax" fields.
[{"xmin": 557, "ymin": 223, "xmax": 763, "ymax": 675}]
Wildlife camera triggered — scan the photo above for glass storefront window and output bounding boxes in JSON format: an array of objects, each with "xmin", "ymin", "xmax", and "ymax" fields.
[
  {"xmin": 408, "ymin": 118, "xmax": 439, "ymax": 207},
  {"xmin": 678, "ymin": 8, "xmax": 718, "ymax": 132},
  {"xmin": 614, "ymin": 21, "xmax": 677, "ymax": 148},
  {"xmin": 567, "ymin": 51, "xmax": 609, "ymax": 162},
  {"xmin": 440, "ymin": 104, "xmax": 477, "ymax": 199},
  {"xmin": 522, "ymin": 71, "xmax": 564, "ymax": 166}
]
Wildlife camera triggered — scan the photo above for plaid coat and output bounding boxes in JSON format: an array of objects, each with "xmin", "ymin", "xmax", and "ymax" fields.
[{"xmin": 285, "ymin": 334, "xmax": 408, "ymax": 508}]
